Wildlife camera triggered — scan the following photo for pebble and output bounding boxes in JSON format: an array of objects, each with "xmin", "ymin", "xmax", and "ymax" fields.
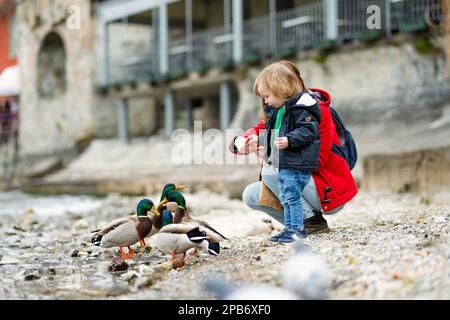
[
  {"xmin": 24, "ymin": 272, "xmax": 41, "ymax": 281},
  {"xmin": 108, "ymin": 258, "xmax": 129, "ymax": 272},
  {"xmin": 72, "ymin": 219, "xmax": 89, "ymax": 231},
  {"xmin": 0, "ymin": 255, "xmax": 21, "ymax": 265}
]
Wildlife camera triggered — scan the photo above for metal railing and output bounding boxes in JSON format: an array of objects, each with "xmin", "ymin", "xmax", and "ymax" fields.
[
  {"xmin": 390, "ymin": 0, "xmax": 442, "ymax": 30},
  {"xmin": 274, "ymin": 2, "xmax": 325, "ymax": 52},
  {"xmin": 191, "ymin": 25, "xmax": 234, "ymax": 68},
  {"xmin": 106, "ymin": 0, "xmax": 444, "ymax": 85},
  {"xmin": 108, "ymin": 55, "xmax": 154, "ymax": 84},
  {"xmin": 337, "ymin": 0, "xmax": 443, "ymax": 40},
  {"xmin": 337, "ymin": 0, "xmax": 386, "ymax": 40}
]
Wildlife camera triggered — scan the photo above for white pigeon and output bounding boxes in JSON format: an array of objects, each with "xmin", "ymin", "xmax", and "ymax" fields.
[{"xmin": 281, "ymin": 240, "xmax": 332, "ymax": 300}]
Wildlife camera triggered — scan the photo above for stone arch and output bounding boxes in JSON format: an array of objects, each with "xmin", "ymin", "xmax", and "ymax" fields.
[{"xmin": 37, "ymin": 31, "xmax": 67, "ymax": 99}]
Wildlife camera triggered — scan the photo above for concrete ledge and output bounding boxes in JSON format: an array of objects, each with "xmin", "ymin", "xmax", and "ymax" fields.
[
  {"xmin": 363, "ymin": 145, "xmax": 450, "ymax": 204},
  {"xmin": 21, "ymin": 173, "xmax": 256, "ymax": 200}
]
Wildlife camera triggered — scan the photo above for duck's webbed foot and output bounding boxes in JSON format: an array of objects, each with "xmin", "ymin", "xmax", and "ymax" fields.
[{"xmin": 120, "ymin": 246, "xmax": 134, "ymax": 259}]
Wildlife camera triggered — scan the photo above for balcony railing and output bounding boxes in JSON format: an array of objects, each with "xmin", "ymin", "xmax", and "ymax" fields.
[
  {"xmin": 337, "ymin": 0, "xmax": 442, "ymax": 40},
  {"xmin": 274, "ymin": 2, "xmax": 325, "ymax": 53},
  {"xmin": 106, "ymin": 0, "xmax": 444, "ymax": 86}
]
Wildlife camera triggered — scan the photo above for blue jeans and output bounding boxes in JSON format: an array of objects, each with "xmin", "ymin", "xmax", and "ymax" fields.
[{"xmin": 279, "ymin": 169, "xmax": 311, "ymax": 230}]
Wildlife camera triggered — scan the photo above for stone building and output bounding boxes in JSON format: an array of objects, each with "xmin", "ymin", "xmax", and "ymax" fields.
[{"xmin": 3, "ymin": 0, "xmax": 449, "ymax": 184}]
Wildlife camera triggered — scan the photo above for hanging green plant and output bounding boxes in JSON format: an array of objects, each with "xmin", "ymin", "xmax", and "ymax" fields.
[
  {"xmin": 413, "ymin": 36, "xmax": 437, "ymax": 54},
  {"xmin": 215, "ymin": 59, "xmax": 234, "ymax": 71},
  {"xmin": 313, "ymin": 39, "xmax": 337, "ymax": 51},
  {"xmin": 168, "ymin": 68, "xmax": 188, "ymax": 80},
  {"xmin": 191, "ymin": 64, "xmax": 209, "ymax": 75},
  {"xmin": 356, "ymin": 29, "xmax": 385, "ymax": 43},
  {"xmin": 153, "ymin": 73, "xmax": 169, "ymax": 84},
  {"xmin": 272, "ymin": 47, "xmax": 296, "ymax": 60},
  {"xmin": 313, "ymin": 53, "xmax": 328, "ymax": 64},
  {"xmin": 399, "ymin": 20, "xmax": 427, "ymax": 33},
  {"xmin": 96, "ymin": 85, "xmax": 108, "ymax": 95},
  {"xmin": 242, "ymin": 53, "xmax": 262, "ymax": 66}
]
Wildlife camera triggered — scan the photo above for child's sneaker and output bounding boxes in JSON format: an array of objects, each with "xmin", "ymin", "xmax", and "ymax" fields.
[
  {"xmin": 277, "ymin": 230, "xmax": 296, "ymax": 244},
  {"xmin": 269, "ymin": 229, "xmax": 288, "ymax": 242},
  {"xmin": 278, "ymin": 227, "xmax": 307, "ymax": 244},
  {"xmin": 292, "ymin": 227, "xmax": 307, "ymax": 240}
]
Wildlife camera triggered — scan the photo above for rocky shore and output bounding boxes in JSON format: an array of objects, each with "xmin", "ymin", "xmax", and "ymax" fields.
[{"xmin": 0, "ymin": 189, "xmax": 448, "ymax": 299}]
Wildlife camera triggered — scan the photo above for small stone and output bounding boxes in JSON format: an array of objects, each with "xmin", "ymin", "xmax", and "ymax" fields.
[
  {"xmin": 135, "ymin": 276, "xmax": 153, "ymax": 289},
  {"xmin": 13, "ymin": 225, "xmax": 27, "ymax": 232},
  {"xmin": 392, "ymin": 274, "xmax": 401, "ymax": 280},
  {"xmin": 172, "ymin": 258, "xmax": 185, "ymax": 270},
  {"xmin": 72, "ymin": 219, "xmax": 89, "ymax": 231},
  {"xmin": 122, "ymin": 270, "xmax": 139, "ymax": 283},
  {"xmin": 70, "ymin": 250, "xmax": 79, "ymax": 257},
  {"xmin": 0, "ymin": 255, "xmax": 21, "ymax": 265},
  {"xmin": 48, "ymin": 268, "xmax": 57, "ymax": 275},
  {"xmin": 108, "ymin": 258, "xmax": 129, "ymax": 272},
  {"xmin": 24, "ymin": 274, "xmax": 41, "ymax": 281},
  {"xmin": 138, "ymin": 264, "xmax": 153, "ymax": 275}
]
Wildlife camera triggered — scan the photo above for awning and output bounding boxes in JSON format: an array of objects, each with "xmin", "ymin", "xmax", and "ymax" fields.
[{"xmin": 0, "ymin": 65, "xmax": 20, "ymax": 96}]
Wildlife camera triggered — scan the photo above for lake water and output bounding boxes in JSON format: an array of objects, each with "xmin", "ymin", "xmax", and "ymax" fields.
[{"xmin": 0, "ymin": 190, "xmax": 104, "ymax": 216}]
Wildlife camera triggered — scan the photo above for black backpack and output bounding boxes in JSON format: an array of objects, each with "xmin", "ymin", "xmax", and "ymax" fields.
[{"xmin": 329, "ymin": 106, "xmax": 358, "ymax": 170}]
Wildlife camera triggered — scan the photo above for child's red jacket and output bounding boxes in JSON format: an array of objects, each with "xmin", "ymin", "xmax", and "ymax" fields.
[{"xmin": 230, "ymin": 88, "xmax": 358, "ymax": 212}]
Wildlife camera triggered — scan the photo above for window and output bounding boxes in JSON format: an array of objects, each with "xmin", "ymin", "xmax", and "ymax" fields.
[{"xmin": 38, "ymin": 32, "xmax": 67, "ymax": 99}]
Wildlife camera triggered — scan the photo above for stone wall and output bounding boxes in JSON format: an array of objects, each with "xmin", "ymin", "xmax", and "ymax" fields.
[
  {"xmin": 233, "ymin": 34, "xmax": 449, "ymax": 130},
  {"xmin": 363, "ymin": 146, "xmax": 450, "ymax": 204}
]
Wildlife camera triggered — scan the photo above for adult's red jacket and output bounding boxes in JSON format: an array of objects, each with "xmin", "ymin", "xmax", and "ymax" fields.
[{"xmin": 231, "ymin": 88, "xmax": 358, "ymax": 212}]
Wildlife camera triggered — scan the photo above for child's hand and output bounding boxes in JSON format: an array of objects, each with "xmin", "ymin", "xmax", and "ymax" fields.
[{"xmin": 275, "ymin": 137, "xmax": 289, "ymax": 149}]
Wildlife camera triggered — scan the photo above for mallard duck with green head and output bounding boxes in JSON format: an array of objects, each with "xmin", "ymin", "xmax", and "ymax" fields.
[
  {"xmin": 160, "ymin": 183, "xmax": 186, "ymax": 202},
  {"xmin": 158, "ymin": 190, "xmax": 227, "ymax": 259},
  {"xmin": 91, "ymin": 198, "xmax": 160, "ymax": 259},
  {"xmin": 157, "ymin": 183, "xmax": 186, "ymax": 216},
  {"xmin": 134, "ymin": 183, "xmax": 187, "ymax": 240}
]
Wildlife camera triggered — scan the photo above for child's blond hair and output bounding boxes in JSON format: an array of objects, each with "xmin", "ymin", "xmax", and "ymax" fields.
[{"xmin": 253, "ymin": 60, "xmax": 307, "ymax": 121}]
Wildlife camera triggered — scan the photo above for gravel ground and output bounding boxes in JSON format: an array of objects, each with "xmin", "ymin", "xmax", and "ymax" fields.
[{"xmin": 0, "ymin": 189, "xmax": 448, "ymax": 300}]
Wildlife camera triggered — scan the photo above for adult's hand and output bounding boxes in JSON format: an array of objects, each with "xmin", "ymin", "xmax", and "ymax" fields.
[
  {"xmin": 246, "ymin": 134, "xmax": 258, "ymax": 153},
  {"xmin": 235, "ymin": 134, "xmax": 258, "ymax": 154},
  {"xmin": 257, "ymin": 145, "xmax": 265, "ymax": 159},
  {"xmin": 235, "ymin": 136, "xmax": 249, "ymax": 154}
]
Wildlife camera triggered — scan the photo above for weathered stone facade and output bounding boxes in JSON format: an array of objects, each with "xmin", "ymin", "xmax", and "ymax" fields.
[
  {"xmin": 12, "ymin": 0, "xmax": 158, "ymax": 179},
  {"xmin": 16, "ymin": 0, "xmax": 96, "ymax": 159}
]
